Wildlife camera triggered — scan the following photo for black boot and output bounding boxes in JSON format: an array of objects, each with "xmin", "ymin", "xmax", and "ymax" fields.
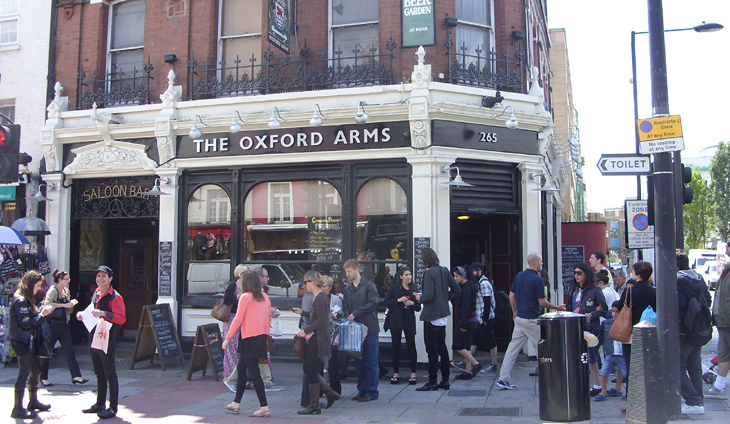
[
  {"xmin": 11, "ymin": 390, "xmax": 37, "ymax": 419},
  {"xmin": 27, "ymin": 390, "xmax": 51, "ymax": 411},
  {"xmin": 317, "ymin": 375, "xmax": 341, "ymax": 409},
  {"xmin": 298, "ymin": 384, "xmax": 322, "ymax": 414}
]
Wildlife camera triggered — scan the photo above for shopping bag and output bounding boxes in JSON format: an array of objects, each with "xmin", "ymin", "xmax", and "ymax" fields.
[
  {"xmin": 270, "ymin": 317, "xmax": 283, "ymax": 337},
  {"xmin": 339, "ymin": 321, "xmax": 366, "ymax": 359},
  {"xmin": 640, "ymin": 305, "xmax": 657, "ymax": 325},
  {"xmin": 91, "ymin": 319, "xmax": 112, "ymax": 354}
]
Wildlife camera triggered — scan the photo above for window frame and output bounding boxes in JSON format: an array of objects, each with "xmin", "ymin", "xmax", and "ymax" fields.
[
  {"xmin": 0, "ymin": 0, "xmax": 20, "ymax": 46},
  {"xmin": 217, "ymin": 0, "xmax": 263, "ymax": 72},
  {"xmin": 328, "ymin": 0, "xmax": 379, "ymax": 61},
  {"xmin": 106, "ymin": 0, "xmax": 146, "ymax": 78},
  {"xmin": 455, "ymin": 0, "xmax": 495, "ymax": 62}
]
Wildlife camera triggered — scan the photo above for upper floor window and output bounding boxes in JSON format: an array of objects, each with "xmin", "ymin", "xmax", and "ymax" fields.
[
  {"xmin": 330, "ymin": 0, "xmax": 378, "ymax": 64},
  {"xmin": 108, "ymin": 0, "xmax": 145, "ymax": 78},
  {"xmin": 219, "ymin": 0, "xmax": 262, "ymax": 70},
  {"xmin": 455, "ymin": 0, "xmax": 494, "ymax": 65},
  {"xmin": 269, "ymin": 182, "xmax": 293, "ymax": 224},
  {"xmin": 0, "ymin": 101, "xmax": 14, "ymax": 124},
  {"xmin": 0, "ymin": 0, "xmax": 19, "ymax": 45}
]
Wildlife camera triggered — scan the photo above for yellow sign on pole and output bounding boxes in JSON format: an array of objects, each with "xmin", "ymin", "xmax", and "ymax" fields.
[{"xmin": 636, "ymin": 115, "xmax": 683, "ymax": 142}]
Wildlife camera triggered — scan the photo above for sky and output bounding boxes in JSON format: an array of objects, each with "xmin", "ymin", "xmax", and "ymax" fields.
[{"xmin": 546, "ymin": 0, "xmax": 730, "ymax": 213}]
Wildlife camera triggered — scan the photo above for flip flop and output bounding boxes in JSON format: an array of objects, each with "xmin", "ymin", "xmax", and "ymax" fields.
[{"xmin": 390, "ymin": 376, "xmax": 400, "ymax": 384}]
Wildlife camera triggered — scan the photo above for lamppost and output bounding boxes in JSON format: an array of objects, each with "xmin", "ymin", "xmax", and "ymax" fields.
[{"xmin": 631, "ymin": 21, "xmax": 723, "ymax": 249}]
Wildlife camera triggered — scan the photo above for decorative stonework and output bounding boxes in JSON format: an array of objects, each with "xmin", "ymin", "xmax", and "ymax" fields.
[
  {"xmin": 528, "ymin": 67, "xmax": 547, "ymax": 114},
  {"xmin": 410, "ymin": 119, "xmax": 429, "ymax": 152},
  {"xmin": 46, "ymin": 82, "xmax": 67, "ymax": 120},
  {"xmin": 156, "ymin": 136, "xmax": 175, "ymax": 167},
  {"xmin": 160, "ymin": 70, "xmax": 182, "ymax": 109},
  {"xmin": 43, "ymin": 145, "xmax": 58, "ymax": 172},
  {"xmin": 411, "ymin": 46, "xmax": 432, "ymax": 89},
  {"xmin": 64, "ymin": 141, "xmax": 158, "ymax": 175}
]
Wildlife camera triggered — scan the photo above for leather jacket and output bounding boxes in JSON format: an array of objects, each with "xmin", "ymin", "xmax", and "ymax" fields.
[{"xmin": 9, "ymin": 295, "xmax": 46, "ymax": 346}]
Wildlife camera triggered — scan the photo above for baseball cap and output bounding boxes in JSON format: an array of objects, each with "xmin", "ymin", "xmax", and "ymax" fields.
[{"xmin": 96, "ymin": 265, "xmax": 113, "ymax": 277}]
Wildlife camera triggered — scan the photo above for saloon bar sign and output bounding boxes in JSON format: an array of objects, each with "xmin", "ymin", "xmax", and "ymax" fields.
[
  {"xmin": 178, "ymin": 122, "xmax": 411, "ymax": 158},
  {"xmin": 402, "ymin": 0, "xmax": 435, "ymax": 47},
  {"xmin": 71, "ymin": 177, "xmax": 159, "ymax": 220}
]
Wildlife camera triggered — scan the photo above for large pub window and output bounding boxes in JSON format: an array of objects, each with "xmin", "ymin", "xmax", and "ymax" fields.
[
  {"xmin": 185, "ymin": 184, "xmax": 231, "ymax": 297},
  {"xmin": 243, "ymin": 180, "xmax": 342, "ymax": 298},
  {"xmin": 356, "ymin": 178, "xmax": 408, "ymax": 297}
]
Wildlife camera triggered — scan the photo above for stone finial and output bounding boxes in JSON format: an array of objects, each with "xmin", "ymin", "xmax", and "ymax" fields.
[
  {"xmin": 46, "ymin": 82, "xmax": 68, "ymax": 119},
  {"xmin": 160, "ymin": 70, "xmax": 182, "ymax": 108},
  {"xmin": 528, "ymin": 66, "xmax": 547, "ymax": 114},
  {"xmin": 167, "ymin": 70, "xmax": 176, "ymax": 89},
  {"xmin": 54, "ymin": 82, "xmax": 63, "ymax": 98},
  {"xmin": 416, "ymin": 46, "xmax": 425, "ymax": 65},
  {"xmin": 411, "ymin": 46, "xmax": 432, "ymax": 88}
]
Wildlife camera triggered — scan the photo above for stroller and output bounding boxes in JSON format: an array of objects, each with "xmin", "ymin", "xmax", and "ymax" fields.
[{"xmin": 703, "ymin": 355, "xmax": 720, "ymax": 384}]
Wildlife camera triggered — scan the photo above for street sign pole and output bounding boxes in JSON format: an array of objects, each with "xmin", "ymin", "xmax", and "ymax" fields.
[{"xmin": 648, "ymin": 0, "xmax": 680, "ymax": 418}]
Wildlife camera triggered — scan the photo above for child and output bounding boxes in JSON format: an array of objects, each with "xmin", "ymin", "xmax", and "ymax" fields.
[{"xmin": 594, "ymin": 301, "xmax": 627, "ymax": 401}]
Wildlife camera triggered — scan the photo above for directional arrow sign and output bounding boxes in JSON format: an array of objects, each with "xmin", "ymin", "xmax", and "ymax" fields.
[{"xmin": 596, "ymin": 153, "xmax": 652, "ymax": 175}]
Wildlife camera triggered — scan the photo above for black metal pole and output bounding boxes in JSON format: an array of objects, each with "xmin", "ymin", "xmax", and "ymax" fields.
[
  {"xmin": 647, "ymin": 0, "xmax": 680, "ymax": 419},
  {"xmin": 631, "ymin": 31, "xmax": 641, "ymax": 200}
]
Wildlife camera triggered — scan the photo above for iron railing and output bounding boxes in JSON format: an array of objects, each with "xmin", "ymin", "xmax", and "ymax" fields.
[
  {"xmin": 77, "ymin": 57, "xmax": 154, "ymax": 110},
  {"xmin": 187, "ymin": 36, "xmax": 396, "ymax": 100},
  {"xmin": 445, "ymin": 32, "xmax": 525, "ymax": 93}
]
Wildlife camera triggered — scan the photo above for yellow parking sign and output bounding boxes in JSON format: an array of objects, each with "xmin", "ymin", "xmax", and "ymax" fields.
[{"xmin": 636, "ymin": 115, "xmax": 683, "ymax": 142}]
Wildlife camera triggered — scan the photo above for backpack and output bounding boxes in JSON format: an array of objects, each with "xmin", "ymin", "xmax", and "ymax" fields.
[
  {"xmin": 494, "ymin": 290, "xmax": 511, "ymax": 320},
  {"xmin": 678, "ymin": 277, "xmax": 713, "ymax": 347}
]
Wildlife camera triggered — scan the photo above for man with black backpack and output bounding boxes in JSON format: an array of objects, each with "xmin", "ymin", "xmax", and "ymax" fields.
[{"xmin": 676, "ymin": 250, "xmax": 713, "ymax": 415}]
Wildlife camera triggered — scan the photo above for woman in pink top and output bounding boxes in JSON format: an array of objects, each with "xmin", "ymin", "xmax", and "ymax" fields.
[{"xmin": 222, "ymin": 270, "xmax": 271, "ymax": 417}]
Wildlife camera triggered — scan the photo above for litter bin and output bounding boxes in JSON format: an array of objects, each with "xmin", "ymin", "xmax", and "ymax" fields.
[{"xmin": 537, "ymin": 311, "xmax": 590, "ymax": 422}]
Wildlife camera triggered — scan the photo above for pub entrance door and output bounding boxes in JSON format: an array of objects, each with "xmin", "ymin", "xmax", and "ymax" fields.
[{"xmin": 119, "ymin": 237, "xmax": 158, "ymax": 330}]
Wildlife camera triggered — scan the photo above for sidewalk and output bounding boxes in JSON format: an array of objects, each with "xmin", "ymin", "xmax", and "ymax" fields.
[{"xmin": 1, "ymin": 341, "xmax": 727, "ymax": 423}]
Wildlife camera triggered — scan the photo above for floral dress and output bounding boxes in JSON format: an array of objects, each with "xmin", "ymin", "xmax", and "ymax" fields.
[{"xmin": 222, "ymin": 285, "xmax": 242, "ymax": 379}]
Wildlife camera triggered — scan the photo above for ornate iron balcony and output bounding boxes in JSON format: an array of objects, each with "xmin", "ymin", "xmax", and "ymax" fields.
[
  {"xmin": 77, "ymin": 58, "xmax": 154, "ymax": 110},
  {"xmin": 187, "ymin": 36, "xmax": 396, "ymax": 100},
  {"xmin": 445, "ymin": 32, "xmax": 525, "ymax": 93}
]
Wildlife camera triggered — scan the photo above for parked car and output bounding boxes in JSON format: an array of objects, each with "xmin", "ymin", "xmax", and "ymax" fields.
[
  {"xmin": 703, "ymin": 260, "xmax": 720, "ymax": 290},
  {"xmin": 185, "ymin": 262, "xmax": 305, "ymax": 297}
]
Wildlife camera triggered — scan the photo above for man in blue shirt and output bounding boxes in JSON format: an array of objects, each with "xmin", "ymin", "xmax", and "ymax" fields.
[{"xmin": 496, "ymin": 253, "xmax": 565, "ymax": 390}]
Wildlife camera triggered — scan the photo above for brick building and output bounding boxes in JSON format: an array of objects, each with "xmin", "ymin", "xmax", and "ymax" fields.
[{"xmin": 38, "ymin": 0, "xmax": 567, "ymax": 348}]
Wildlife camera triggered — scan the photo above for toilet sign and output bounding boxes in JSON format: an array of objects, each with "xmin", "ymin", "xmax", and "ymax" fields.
[{"xmin": 597, "ymin": 154, "xmax": 651, "ymax": 175}]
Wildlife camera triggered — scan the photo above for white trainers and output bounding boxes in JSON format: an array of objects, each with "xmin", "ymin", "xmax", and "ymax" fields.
[
  {"xmin": 265, "ymin": 384, "xmax": 284, "ymax": 392},
  {"xmin": 703, "ymin": 384, "xmax": 728, "ymax": 399},
  {"xmin": 496, "ymin": 380, "xmax": 515, "ymax": 390},
  {"xmin": 681, "ymin": 403, "xmax": 704, "ymax": 415},
  {"xmin": 224, "ymin": 379, "xmax": 236, "ymax": 393}
]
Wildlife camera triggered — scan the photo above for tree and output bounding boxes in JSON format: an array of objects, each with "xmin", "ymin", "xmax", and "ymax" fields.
[
  {"xmin": 683, "ymin": 169, "xmax": 714, "ymax": 249},
  {"xmin": 710, "ymin": 141, "xmax": 730, "ymax": 242}
]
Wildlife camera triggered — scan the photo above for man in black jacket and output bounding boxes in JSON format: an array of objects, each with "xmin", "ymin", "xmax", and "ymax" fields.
[
  {"xmin": 343, "ymin": 259, "xmax": 379, "ymax": 402},
  {"xmin": 676, "ymin": 250, "xmax": 712, "ymax": 415}
]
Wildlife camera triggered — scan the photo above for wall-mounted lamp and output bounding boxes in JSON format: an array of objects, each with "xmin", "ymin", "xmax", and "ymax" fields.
[
  {"xmin": 444, "ymin": 16, "xmax": 459, "ymax": 27},
  {"xmin": 441, "ymin": 165, "xmax": 474, "ymax": 187},
  {"xmin": 230, "ymin": 110, "xmax": 247, "ymax": 133},
  {"xmin": 189, "ymin": 115, "xmax": 210, "ymax": 138},
  {"xmin": 164, "ymin": 54, "xmax": 178, "ymax": 64},
  {"xmin": 355, "ymin": 101, "xmax": 369, "ymax": 125},
  {"xmin": 481, "ymin": 91, "xmax": 504, "ymax": 108},
  {"xmin": 528, "ymin": 172, "xmax": 560, "ymax": 192},
  {"xmin": 29, "ymin": 182, "xmax": 57, "ymax": 202},
  {"xmin": 310, "ymin": 104, "xmax": 327, "ymax": 127},
  {"xmin": 143, "ymin": 177, "xmax": 171, "ymax": 196},
  {"xmin": 268, "ymin": 107, "xmax": 286, "ymax": 129},
  {"xmin": 494, "ymin": 105, "xmax": 518, "ymax": 129}
]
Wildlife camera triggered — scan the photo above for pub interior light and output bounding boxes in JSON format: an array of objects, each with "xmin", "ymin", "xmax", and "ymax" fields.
[
  {"xmin": 230, "ymin": 110, "xmax": 247, "ymax": 133},
  {"xmin": 189, "ymin": 115, "xmax": 210, "ymax": 138},
  {"xmin": 493, "ymin": 105, "xmax": 518, "ymax": 129},
  {"xmin": 310, "ymin": 104, "xmax": 327, "ymax": 127},
  {"xmin": 143, "ymin": 177, "xmax": 171, "ymax": 196},
  {"xmin": 268, "ymin": 107, "xmax": 286, "ymax": 129},
  {"xmin": 355, "ymin": 101, "xmax": 369, "ymax": 125}
]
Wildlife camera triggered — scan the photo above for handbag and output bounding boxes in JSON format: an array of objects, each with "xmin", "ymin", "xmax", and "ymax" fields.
[
  {"xmin": 609, "ymin": 287, "xmax": 633, "ymax": 343},
  {"xmin": 210, "ymin": 298, "xmax": 232, "ymax": 322},
  {"xmin": 292, "ymin": 334, "xmax": 307, "ymax": 360}
]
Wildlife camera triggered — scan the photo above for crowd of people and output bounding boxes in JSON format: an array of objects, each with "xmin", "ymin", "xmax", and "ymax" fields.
[{"xmin": 7, "ymin": 240, "xmax": 729, "ymax": 419}]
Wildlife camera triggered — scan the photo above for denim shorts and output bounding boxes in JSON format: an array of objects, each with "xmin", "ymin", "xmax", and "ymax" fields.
[
  {"xmin": 587, "ymin": 346, "xmax": 599, "ymax": 365},
  {"xmin": 599, "ymin": 354, "xmax": 627, "ymax": 377}
]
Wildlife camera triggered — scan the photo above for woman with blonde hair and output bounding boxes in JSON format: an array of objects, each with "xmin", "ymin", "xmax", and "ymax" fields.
[
  {"xmin": 222, "ymin": 270, "xmax": 271, "ymax": 417},
  {"xmin": 9, "ymin": 271, "xmax": 54, "ymax": 418},
  {"xmin": 221, "ymin": 264, "xmax": 249, "ymax": 391},
  {"xmin": 39, "ymin": 269, "xmax": 88, "ymax": 387},
  {"xmin": 297, "ymin": 270, "xmax": 340, "ymax": 414}
]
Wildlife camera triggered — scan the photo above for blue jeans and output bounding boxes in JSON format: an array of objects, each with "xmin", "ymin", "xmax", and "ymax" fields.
[{"xmin": 355, "ymin": 333, "xmax": 379, "ymax": 399}]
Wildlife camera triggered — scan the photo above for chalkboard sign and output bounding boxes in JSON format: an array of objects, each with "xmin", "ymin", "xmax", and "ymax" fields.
[
  {"xmin": 413, "ymin": 237, "xmax": 430, "ymax": 291},
  {"xmin": 561, "ymin": 246, "xmax": 584, "ymax": 298},
  {"xmin": 130, "ymin": 304, "xmax": 184, "ymax": 371},
  {"xmin": 158, "ymin": 241, "xmax": 172, "ymax": 296},
  {"xmin": 187, "ymin": 324, "xmax": 224, "ymax": 381}
]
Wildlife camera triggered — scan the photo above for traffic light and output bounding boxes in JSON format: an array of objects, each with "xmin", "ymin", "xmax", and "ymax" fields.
[
  {"xmin": 681, "ymin": 164, "xmax": 693, "ymax": 205},
  {"xmin": 0, "ymin": 124, "xmax": 21, "ymax": 184}
]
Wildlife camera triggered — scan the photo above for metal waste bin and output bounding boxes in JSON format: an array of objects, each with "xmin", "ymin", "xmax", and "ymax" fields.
[{"xmin": 537, "ymin": 311, "xmax": 590, "ymax": 422}]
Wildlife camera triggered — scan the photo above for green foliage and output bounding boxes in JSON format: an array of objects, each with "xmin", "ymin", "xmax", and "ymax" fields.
[
  {"xmin": 683, "ymin": 169, "xmax": 714, "ymax": 249},
  {"xmin": 710, "ymin": 141, "xmax": 730, "ymax": 241}
]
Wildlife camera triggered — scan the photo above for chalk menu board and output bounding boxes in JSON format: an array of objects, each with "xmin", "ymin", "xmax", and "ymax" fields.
[
  {"xmin": 187, "ymin": 323, "xmax": 224, "ymax": 381},
  {"xmin": 130, "ymin": 304, "xmax": 184, "ymax": 371},
  {"xmin": 308, "ymin": 216, "xmax": 343, "ymax": 262},
  {"xmin": 413, "ymin": 237, "xmax": 430, "ymax": 291},
  {"xmin": 561, "ymin": 246, "xmax": 584, "ymax": 296},
  {"xmin": 158, "ymin": 241, "xmax": 172, "ymax": 296}
]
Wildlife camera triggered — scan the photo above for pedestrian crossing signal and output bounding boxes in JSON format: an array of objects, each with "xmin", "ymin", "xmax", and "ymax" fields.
[{"xmin": 0, "ymin": 124, "xmax": 21, "ymax": 184}]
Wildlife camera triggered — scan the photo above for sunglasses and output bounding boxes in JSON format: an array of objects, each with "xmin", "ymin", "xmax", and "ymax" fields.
[{"xmin": 574, "ymin": 271, "xmax": 583, "ymax": 276}]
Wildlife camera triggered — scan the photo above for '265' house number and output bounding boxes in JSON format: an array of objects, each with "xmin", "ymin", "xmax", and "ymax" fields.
[{"xmin": 479, "ymin": 132, "xmax": 497, "ymax": 143}]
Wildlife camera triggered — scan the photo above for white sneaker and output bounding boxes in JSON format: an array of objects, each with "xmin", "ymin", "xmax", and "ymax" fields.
[
  {"xmin": 224, "ymin": 380, "xmax": 236, "ymax": 393},
  {"xmin": 681, "ymin": 403, "xmax": 704, "ymax": 415},
  {"xmin": 265, "ymin": 384, "xmax": 284, "ymax": 392},
  {"xmin": 703, "ymin": 385, "xmax": 728, "ymax": 399}
]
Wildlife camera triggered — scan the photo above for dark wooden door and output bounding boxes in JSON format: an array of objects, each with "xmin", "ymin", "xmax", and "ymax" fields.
[
  {"xmin": 119, "ymin": 237, "xmax": 158, "ymax": 330},
  {"xmin": 488, "ymin": 217, "xmax": 520, "ymax": 350}
]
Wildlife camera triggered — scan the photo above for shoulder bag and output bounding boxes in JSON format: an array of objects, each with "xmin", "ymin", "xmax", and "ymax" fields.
[
  {"xmin": 210, "ymin": 298, "xmax": 232, "ymax": 322},
  {"xmin": 292, "ymin": 333, "xmax": 313, "ymax": 360},
  {"xmin": 609, "ymin": 287, "xmax": 633, "ymax": 343}
]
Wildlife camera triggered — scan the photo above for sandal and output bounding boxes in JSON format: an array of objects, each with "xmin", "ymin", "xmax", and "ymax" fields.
[
  {"xmin": 249, "ymin": 407, "xmax": 271, "ymax": 418},
  {"xmin": 408, "ymin": 377, "xmax": 418, "ymax": 385},
  {"xmin": 224, "ymin": 403, "xmax": 240, "ymax": 414},
  {"xmin": 390, "ymin": 376, "xmax": 400, "ymax": 384}
]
